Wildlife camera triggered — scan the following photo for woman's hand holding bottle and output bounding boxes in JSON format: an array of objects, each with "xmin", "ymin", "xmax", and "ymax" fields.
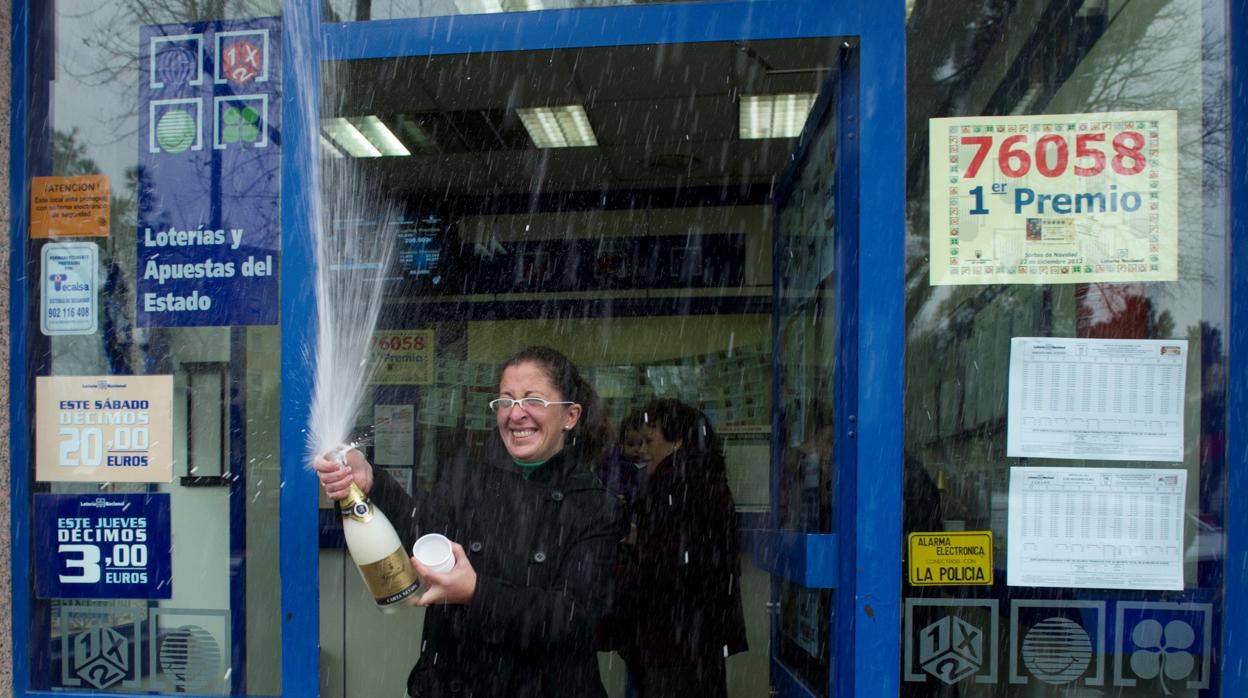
[{"xmin": 313, "ymin": 447, "xmax": 375, "ymax": 500}]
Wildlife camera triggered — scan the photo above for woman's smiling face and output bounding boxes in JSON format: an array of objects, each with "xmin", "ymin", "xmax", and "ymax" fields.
[
  {"xmin": 640, "ymin": 424, "xmax": 681, "ymax": 470},
  {"xmin": 496, "ymin": 361, "xmax": 581, "ymax": 463}
]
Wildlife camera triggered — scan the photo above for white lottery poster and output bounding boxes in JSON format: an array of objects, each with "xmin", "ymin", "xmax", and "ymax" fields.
[
  {"xmin": 1007, "ymin": 337, "xmax": 1186, "ymax": 462},
  {"xmin": 929, "ymin": 111, "xmax": 1178, "ymax": 285},
  {"xmin": 36, "ymin": 375, "xmax": 174, "ymax": 483},
  {"xmin": 1008, "ymin": 466, "xmax": 1185, "ymax": 590},
  {"xmin": 374, "ymin": 404, "xmax": 415, "ymax": 466}
]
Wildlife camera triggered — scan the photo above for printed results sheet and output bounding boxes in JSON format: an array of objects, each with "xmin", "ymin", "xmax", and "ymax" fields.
[
  {"xmin": 374, "ymin": 404, "xmax": 415, "ymax": 466},
  {"xmin": 1008, "ymin": 467, "xmax": 1185, "ymax": 590},
  {"xmin": 1007, "ymin": 337, "xmax": 1187, "ymax": 462}
]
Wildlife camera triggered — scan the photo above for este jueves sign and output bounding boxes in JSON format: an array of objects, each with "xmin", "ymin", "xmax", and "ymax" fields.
[{"xmin": 35, "ymin": 493, "xmax": 172, "ymax": 599}]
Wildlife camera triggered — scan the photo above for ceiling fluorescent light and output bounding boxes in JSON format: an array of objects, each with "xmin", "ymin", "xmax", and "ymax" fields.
[
  {"xmin": 396, "ymin": 115, "xmax": 437, "ymax": 153},
  {"xmin": 320, "ymin": 134, "xmax": 345, "ymax": 159},
  {"xmin": 517, "ymin": 105, "xmax": 599, "ymax": 148},
  {"xmin": 351, "ymin": 115, "xmax": 410, "ymax": 156},
  {"xmin": 454, "ymin": 0, "xmax": 504, "ymax": 12},
  {"xmin": 323, "ymin": 117, "xmax": 381, "ymax": 158},
  {"xmin": 455, "ymin": 0, "xmax": 542, "ymax": 12},
  {"xmin": 738, "ymin": 93, "xmax": 818, "ymax": 139}
]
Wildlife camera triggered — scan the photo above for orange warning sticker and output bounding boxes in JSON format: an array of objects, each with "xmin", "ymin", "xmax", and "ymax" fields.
[{"xmin": 30, "ymin": 175, "xmax": 110, "ymax": 239}]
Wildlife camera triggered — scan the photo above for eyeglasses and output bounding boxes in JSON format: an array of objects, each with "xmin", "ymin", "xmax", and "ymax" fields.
[{"xmin": 488, "ymin": 397, "xmax": 576, "ymax": 412}]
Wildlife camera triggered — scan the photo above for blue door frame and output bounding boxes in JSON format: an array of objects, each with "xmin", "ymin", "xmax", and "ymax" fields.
[
  {"xmin": 280, "ymin": 1, "xmax": 904, "ymax": 696},
  {"xmin": 9, "ymin": 0, "xmax": 1247, "ymax": 696}
]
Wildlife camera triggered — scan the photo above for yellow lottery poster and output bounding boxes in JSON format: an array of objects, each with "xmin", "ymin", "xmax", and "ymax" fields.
[
  {"xmin": 371, "ymin": 329, "xmax": 434, "ymax": 385},
  {"xmin": 36, "ymin": 375, "xmax": 174, "ymax": 483},
  {"xmin": 929, "ymin": 111, "xmax": 1178, "ymax": 285}
]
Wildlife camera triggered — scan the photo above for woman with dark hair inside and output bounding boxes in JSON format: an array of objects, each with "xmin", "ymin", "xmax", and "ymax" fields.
[
  {"xmin": 314, "ymin": 346, "xmax": 624, "ymax": 698},
  {"xmin": 613, "ymin": 398, "xmax": 748, "ymax": 698},
  {"xmin": 597, "ymin": 410, "xmax": 650, "ymax": 504}
]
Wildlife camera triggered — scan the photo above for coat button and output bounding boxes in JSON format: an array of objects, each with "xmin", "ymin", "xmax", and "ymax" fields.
[
  {"xmin": 449, "ymin": 679, "xmax": 463, "ymax": 693},
  {"xmin": 469, "ymin": 541, "xmax": 483, "ymax": 553},
  {"xmin": 533, "ymin": 551, "xmax": 547, "ymax": 563},
  {"xmin": 551, "ymin": 490, "xmax": 564, "ymax": 502}
]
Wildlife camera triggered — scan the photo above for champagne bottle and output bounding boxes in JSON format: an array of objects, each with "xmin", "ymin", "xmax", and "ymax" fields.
[{"xmin": 335, "ymin": 450, "xmax": 421, "ymax": 613}]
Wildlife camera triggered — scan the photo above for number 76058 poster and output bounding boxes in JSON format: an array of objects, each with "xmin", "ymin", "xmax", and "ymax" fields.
[{"xmin": 928, "ymin": 111, "xmax": 1178, "ymax": 286}]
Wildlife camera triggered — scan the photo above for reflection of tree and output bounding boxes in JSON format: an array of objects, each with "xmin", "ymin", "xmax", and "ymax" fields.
[
  {"xmin": 902, "ymin": 0, "xmax": 1227, "ymax": 476},
  {"xmin": 54, "ymin": 127, "xmax": 137, "ymax": 232},
  {"xmin": 904, "ymin": 0, "xmax": 1229, "ymax": 312},
  {"xmin": 1075, "ymin": 283, "xmax": 1175, "ymax": 339},
  {"xmin": 1044, "ymin": 1, "xmax": 1229, "ymax": 186},
  {"xmin": 60, "ymin": 0, "xmax": 278, "ymax": 131},
  {"xmin": 53, "ymin": 127, "xmax": 143, "ymax": 373}
]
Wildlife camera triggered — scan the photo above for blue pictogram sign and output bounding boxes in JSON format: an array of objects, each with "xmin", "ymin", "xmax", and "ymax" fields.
[{"xmin": 137, "ymin": 19, "xmax": 280, "ymax": 327}]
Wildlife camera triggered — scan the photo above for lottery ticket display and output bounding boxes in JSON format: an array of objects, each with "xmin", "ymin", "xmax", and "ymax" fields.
[{"xmin": 929, "ymin": 111, "xmax": 1178, "ymax": 285}]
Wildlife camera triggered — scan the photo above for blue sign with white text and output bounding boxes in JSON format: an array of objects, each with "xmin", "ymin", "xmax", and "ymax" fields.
[
  {"xmin": 34, "ymin": 494, "xmax": 172, "ymax": 599},
  {"xmin": 137, "ymin": 18, "xmax": 281, "ymax": 326}
]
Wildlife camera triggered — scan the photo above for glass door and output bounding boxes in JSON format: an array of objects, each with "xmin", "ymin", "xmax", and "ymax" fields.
[
  {"xmin": 277, "ymin": 3, "xmax": 907, "ymax": 697},
  {"xmin": 308, "ymin": 24, "xmax": 852, "ymax": 698},
  {"xmin": 761, "ymin": 48, "xmax": 856, "ymax": 697}
]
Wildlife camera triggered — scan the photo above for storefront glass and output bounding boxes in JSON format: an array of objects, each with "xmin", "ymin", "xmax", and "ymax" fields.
[
  {"xmin": 772, "ymin": 91, "xmax": 840, "ymax": 693},
  {"xmin": 16, "ymin": 0, "xmax": 1237, "ymax": 695},
  {"xmin": 324, "ymin": 0, "xmax": 712, "ymax": 21},
  {"xmin": 902, "ymin": 0, "xmax": 1229, "ymax": 695},
  {"xmin": 18, "ymin": 1, "xmax": 285, "ymax": 694},
  {"xmin": 313, "ymin": 37, "xmax": 839, "ymax": 697}
]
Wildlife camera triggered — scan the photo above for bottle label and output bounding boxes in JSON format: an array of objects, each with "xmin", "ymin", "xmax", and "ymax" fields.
[{"xmin": 359, "ymin": 547, "xmax": 422, "ymax": 606}]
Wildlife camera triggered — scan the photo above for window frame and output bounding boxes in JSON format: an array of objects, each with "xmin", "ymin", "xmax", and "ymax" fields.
[{"xmin": 12, "ymin": 0, "xmax": 1244, "ymax": 696}]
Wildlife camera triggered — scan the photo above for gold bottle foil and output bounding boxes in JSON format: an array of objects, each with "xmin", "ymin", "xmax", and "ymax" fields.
[
  {"xmin": 359, "ymin": 547, "xmax": 422, "ymax": 605},
  {"xmin": 340, "ymin": 483, "xmax": 374, "ymax": 523}
]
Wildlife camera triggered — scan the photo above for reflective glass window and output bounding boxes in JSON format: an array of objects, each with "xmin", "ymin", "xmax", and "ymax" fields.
[
  {"xmin": 315, "ymin": 38, "xmax": 840, "ymax": 697},
  {"xmin": 20, "ymin": 2, "xmax": 285, "ymax": 694},
  {"xmin": 324, "ymin": 0, "xmax": 714, "ymax": 21},
  {"xmin": 902, "ymin": 0, "xmax": 1229, "ymax": 695}
]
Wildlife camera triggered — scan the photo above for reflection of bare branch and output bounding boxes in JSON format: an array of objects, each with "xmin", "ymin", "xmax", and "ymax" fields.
[
  {"xmin": 60, "ymin": 0, "xmax": 276, "ymax": 134},
  {"xmin": 903, "ymin": 0, "xmax": 1229, "ymax": 464}
]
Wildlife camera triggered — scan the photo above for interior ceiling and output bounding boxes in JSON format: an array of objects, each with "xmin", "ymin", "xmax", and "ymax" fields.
[{"xmin": 326, "ymin": 38, "xmax": 842, "ymax": 199}]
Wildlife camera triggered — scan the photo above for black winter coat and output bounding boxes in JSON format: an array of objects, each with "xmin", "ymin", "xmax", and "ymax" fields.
[
  {"xmin": 610, "ymin": 451, "xmax": 748, "ymax": 668},
  {"xmin": 369, "ymin": 446, "xmax": 626, "ymax": 698}
]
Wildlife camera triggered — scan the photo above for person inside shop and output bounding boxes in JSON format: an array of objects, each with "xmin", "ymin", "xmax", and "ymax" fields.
[
  {"xmin": 597, "ymin": 410, "xmax": 650, "ymax": 504},
  {"xmin": 780, "ymin": 399, "xmax": 834, "ymax": 531},
  {"xmin": 610, "ymin": 398, "xmax": 748, "ymax": 698},
  {"xmin": 314, "ymin": 346, "xmax": 625, "ymax": 698}
]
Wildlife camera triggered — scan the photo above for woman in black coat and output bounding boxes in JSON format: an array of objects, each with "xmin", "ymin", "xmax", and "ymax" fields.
[
  {"xmin": 315, "ymin": 346, "xmax": 625, "ymax": 698},
  {"xmin": 613, "ymin": 398, "xmax": 748, "ymax": 698}
]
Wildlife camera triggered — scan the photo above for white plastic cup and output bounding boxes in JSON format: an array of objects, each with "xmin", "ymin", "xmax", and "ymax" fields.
[{"xmin": 412, "ymin": 533, "xmax": 456, "ymax": 574}]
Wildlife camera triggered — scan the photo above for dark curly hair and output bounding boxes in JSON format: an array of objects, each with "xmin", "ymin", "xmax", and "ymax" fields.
[
  {"xmin": 499, "ymin": 346, "xmax": 613, "ymax": 464},
  {"xmin": 641, "ymin": 398, "xmax": 727, "ymax": 475}
]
